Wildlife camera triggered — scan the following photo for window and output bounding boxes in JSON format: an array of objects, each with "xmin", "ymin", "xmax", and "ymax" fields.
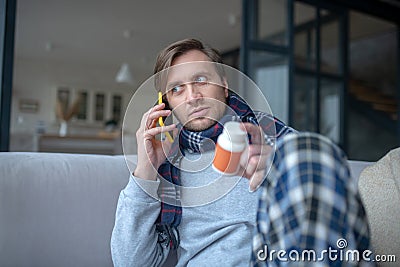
[
  {"xmin": 76, "ymin": 91, "xmax": 88, "ymax": 120},
  {"xmin": 112, "ymin": 95, "xmax": 122, "ymax": 124},
  {"xmin": 55, "ymin": 87, "xmax": 124, "ymax": 125},
  {"xmin": 95, "ymin": 93, "xmax": 105, "ymax": 121}
]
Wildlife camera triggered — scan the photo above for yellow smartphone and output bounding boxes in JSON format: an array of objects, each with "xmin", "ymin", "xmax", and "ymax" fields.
[{"xmin": 158, "ymin": 92, "xmax": 174, "ymax": 143}]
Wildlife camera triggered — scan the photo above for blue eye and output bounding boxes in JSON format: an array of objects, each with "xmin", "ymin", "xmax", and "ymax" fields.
[
  {"xmin": 194, "ymin": 76, "xmax": 207, "ymax": 85},
  {"xmin": 171, "ymin": 84, "xmax": 183, "ymax": 93}
]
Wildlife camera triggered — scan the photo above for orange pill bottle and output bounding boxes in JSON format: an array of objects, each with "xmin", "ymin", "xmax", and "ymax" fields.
[{"xmin": 212, "ymin": 121, "xmax": 247, "ymax": 175}]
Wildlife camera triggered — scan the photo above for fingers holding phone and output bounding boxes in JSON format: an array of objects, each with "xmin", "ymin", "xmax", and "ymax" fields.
[{"xmin": 135, "ymin": 102, "xmax": 177, "ymax": 180}]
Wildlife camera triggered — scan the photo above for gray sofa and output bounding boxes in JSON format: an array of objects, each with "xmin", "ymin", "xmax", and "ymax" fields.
[{"xmin": 0, "ymin": 151, "xmax": 397, "ymax": 266}]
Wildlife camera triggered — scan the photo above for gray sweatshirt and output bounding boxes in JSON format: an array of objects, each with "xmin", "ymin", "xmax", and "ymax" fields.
[{"xmin": 111, "ymin": 151, "xmax": 259, "ymax": 266}]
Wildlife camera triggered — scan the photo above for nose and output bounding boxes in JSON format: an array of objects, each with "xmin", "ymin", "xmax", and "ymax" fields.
[{"xmin": 185, "ymin": 83, "xmax": 202, "ymax": 103}]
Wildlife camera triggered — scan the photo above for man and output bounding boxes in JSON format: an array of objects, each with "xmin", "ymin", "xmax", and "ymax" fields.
[{"xmin": 111, "ymin": 39, "xmax": 372, "ymax": 266}]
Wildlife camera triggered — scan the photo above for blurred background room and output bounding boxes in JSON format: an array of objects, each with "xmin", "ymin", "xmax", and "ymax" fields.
[{"xmin": 1, "ymin": 0, "xmax": 399, "ymax": 161}]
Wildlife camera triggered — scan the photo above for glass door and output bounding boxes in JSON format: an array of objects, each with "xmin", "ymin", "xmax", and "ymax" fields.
[
  {"xmin": 241, "ymin": 0, "xmax": 347, "ymax": 148},
  {"xmin": 292, "ymin": 1, "xmax": 347, "ymax": 146},
  {"xmin": 241, "ymin": 0, "xmax": 290, "ymax": 123}
]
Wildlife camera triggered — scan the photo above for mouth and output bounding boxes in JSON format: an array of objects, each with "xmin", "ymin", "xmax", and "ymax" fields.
[{"xmin": 188, "ymin": 107, "xmax": 209, "ymax": 118}]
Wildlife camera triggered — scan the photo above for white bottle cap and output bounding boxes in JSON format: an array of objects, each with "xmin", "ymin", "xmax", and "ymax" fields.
[{"xmin": 221, "ymin": 121, "xmax": 247, "ymax": 145}]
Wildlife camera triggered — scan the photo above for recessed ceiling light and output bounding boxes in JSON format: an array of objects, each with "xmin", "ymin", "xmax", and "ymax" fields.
[
  {"xmin": 45, "ymin": 42, "xmax": 53, "ymax": 52},
  {"xmin": 228, "ymin": 14, "xmax": 239, "ymax": 27},
  {"xmin": 123, "ymin": 29, "xmax": 132, "ymax": 39}
]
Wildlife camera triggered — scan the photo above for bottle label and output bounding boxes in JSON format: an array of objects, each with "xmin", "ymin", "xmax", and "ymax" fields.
[{"xmin": 212, "ymin": 142, "xmax": 243, "ymax": 175}]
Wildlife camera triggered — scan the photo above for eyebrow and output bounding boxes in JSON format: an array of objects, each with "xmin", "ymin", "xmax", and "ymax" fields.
[
  {"xmin": 166, "ymin": 70, "xmax": 214, "ymax": 90},
  {"xmin": 165, "ymin": 80, "xmax": 182, "ymax": 92}
]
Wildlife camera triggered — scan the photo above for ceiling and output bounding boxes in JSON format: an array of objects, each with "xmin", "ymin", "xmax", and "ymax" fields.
[
  {"xmin": 14, "ymin": 0, "xmax": 397, "ymax": 86},
  {"xmin": 14, "ymin": 0, "xmax": 244, "ymax": 80}
]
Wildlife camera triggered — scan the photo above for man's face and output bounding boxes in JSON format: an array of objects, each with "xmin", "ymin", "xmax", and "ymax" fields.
[{"xmin": 165, "ymin": 50, "xmax": 228, "ymax": 132}]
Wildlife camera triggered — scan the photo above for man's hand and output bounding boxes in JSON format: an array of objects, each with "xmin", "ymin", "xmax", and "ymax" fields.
[
  {"xmin": 134, "ymin": 103, "xmax": 177, "ymax": 180},
  {"xmin": 238, "ymin": 123, "xmax": 274, "ymax": 192}
]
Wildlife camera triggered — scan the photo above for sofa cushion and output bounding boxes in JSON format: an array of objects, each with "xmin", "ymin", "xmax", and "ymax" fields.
[
  {"xmin": 0, "ymin": 152, "xmax": 130, "ymax": 267},
  {"xmin": 358, "ymin": 147, "xmax": 400, "ymax": 265}
]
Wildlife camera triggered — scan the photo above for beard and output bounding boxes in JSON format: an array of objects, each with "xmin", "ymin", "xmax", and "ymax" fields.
[
  {"xmin": 183, "ymin": 117, "xmax": 218, "ymax": 132},
  {"xmin": 171, "ymin": 91, "xmax": 228, "ymax": 132}
]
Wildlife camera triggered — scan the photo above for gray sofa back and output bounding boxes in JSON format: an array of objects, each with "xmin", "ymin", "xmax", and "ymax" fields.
[{"xmin": 0, "ymin": 152, "xmax": 372, "ymax": 266}]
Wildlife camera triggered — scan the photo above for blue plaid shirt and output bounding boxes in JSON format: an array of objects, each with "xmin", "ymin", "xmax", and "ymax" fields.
[{"xmin": 251, "ymin": 132, "xmax": 374, "ymax": 266}]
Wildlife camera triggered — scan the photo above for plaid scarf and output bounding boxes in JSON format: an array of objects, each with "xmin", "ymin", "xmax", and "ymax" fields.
[{"xmin": 155, "ymin": 92, "xmax": 294, "ymax": 249}]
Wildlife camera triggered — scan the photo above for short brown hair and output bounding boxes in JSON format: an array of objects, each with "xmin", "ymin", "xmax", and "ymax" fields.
[
  {"xmin": 153, "ymin": 38, "xmax": 223, "ymax": 74},
  {"xmin": 153, "ymin": 39, "xmax": 225, "ymax": 92}
]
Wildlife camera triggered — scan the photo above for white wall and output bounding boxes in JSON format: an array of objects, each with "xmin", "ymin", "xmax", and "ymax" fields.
[{"xmin": 10, "ymin": 58, "xmax": 154, "ymax": 152}]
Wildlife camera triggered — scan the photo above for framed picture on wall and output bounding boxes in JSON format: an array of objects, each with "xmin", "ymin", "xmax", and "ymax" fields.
[{"xmin": 19, "ymin": 99, "xmax": 39, "ymax": 113}]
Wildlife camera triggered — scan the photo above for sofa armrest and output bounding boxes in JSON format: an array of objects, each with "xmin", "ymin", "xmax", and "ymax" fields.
[{"xmin": 0, "ymin": 152, "xmax": 131, "ymax": 267}]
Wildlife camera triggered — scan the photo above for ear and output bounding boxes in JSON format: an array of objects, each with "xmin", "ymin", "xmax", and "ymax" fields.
[
  {"xmin": 163, "ymin": 94, "xmax": 171, "ymax": 110},
  {"xmin": 222, "ymin": 78, "xmax": 229, "ymax": 98}
]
